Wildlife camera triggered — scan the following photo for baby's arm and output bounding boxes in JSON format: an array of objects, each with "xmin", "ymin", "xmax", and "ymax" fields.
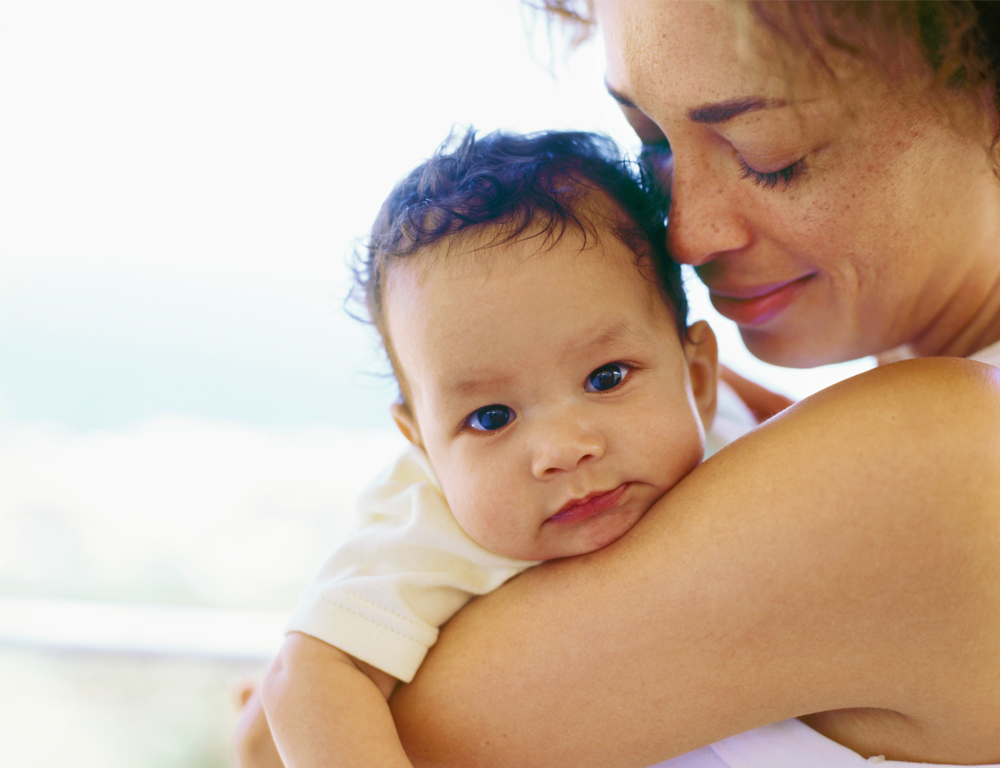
[
  {"xmin": 248, "ymin": 447, "xmax": 533, "ymax": 768},
  {"xmin": 718, "ymin": 364, "xmax": 794, "ymax": 422},
  {"xmin": 261, "ymin": 631, "xmax": 411, "ymax": 768}
]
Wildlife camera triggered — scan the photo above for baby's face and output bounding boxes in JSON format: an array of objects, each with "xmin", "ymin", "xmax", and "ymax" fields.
[{"xmin": 385, "ymin": 225, "xmax": 716, "ymax": 561}]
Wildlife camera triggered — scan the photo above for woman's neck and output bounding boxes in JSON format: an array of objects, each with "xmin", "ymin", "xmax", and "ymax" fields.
[
  {"xmin": 930, "ymin": 270, "xmax": 1000, "ymax": 358},
  {"xmin": 908, "ymin": 238, "xmax": 1000, "ymax": 359}
]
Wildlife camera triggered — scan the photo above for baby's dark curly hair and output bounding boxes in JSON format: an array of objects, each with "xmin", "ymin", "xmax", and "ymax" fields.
[{"xmin": 351, "ymin": 128, "xmax": 686, "ymax": 397}]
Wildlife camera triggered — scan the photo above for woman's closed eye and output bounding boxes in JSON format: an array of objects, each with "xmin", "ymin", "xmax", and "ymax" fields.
[
  {"xmin": 466, "ymin": 404, "xmax": 514, "ymax": 432},
  {"xmin": 585, "ymin": 363, "xmax": 632, "ymax": 393},
  {"xmin": 738, "ymin": 156, "xmax": 806, "ymax": 190}
]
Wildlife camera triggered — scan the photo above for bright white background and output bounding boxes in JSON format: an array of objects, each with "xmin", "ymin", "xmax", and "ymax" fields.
[
  {"xmin": 0, "ymin": 3, "xmax": 871, "ymax": 766},
  {"xmin": 2, "ymin": 0, "xmax": 869, "ymax": 436}
]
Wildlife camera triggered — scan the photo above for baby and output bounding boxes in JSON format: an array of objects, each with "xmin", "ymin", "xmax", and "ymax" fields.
[{"xmin": 259, "ymin": 128, "xmax": 754, "ymax": 768}]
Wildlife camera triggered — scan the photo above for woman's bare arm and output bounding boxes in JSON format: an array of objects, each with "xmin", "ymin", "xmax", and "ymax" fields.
[{"xmin": 391, "ymin": 358, "xmax": 1000, "ymax": 767}]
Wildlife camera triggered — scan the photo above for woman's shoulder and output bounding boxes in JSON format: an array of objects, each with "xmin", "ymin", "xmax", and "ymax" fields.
[
  {"xmin": 757, "ymin": 357, "xmax": 1000, "ymax": 762},
  {"xmin": 768, "ymin": 356, "xmax": 1000, "ymax": 460},
  {"xmin": 799, "ymin": 355, "xmax": 999, "ymax": 416},
  {"xmin": 652, "ymin": 355, "xmax": 1000, "ymax": 761}
]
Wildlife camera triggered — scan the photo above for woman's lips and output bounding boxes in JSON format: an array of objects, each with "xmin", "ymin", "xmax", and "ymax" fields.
[
  {"xmin": 708, "ymin": 275, "xmax": 814, "ymax": 327},
  {"xmin": 547, "ymin": 484, "xmax": 628, "ymax": 525}
]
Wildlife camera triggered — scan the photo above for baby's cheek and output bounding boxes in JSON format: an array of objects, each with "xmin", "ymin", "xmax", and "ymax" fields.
[
  {"xmin": 448, "ymin": 489, "xmax": 497, "ymax": 546},
  {"xmin": 458, "ymin": 500, "xmax": 529, "ymax": 558}
]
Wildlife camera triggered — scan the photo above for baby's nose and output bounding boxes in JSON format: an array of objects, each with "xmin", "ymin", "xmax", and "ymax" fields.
[{"xmin": 530, "ymin": 416, "xmax": 605, "ymax": 478}]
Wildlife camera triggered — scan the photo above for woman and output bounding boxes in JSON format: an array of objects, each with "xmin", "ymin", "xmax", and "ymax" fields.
[
  {"xmin": 388, "ymin": 2, "xmax": 1000, "ymax": 766},
  {"xmin": 238, "ymin": 2, "xmax": 999, "ymax": 766}
]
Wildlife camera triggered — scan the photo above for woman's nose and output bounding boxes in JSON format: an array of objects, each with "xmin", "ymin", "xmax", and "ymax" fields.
[
  {"xmin": 530, "ymin": 416, "xmax": 605, "ymax": 479},
  {"xmin": 666, "ymin": 155, "xmax": 753, "ymax": 267}
]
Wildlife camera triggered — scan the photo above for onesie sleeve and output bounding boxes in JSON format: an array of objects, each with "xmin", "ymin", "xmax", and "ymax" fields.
[{"xmin": 285, "ymin": 448, "xmax": 539, "ymax": 682}]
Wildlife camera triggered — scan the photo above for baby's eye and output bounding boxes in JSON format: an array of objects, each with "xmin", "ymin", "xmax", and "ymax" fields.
[
  {"xmin": 466, "ymin": 405, "xmax": 513, "ymax": 432},
  {"xmin": 585, "ymin": 363, "xmax": 630, "ymax": 393}
]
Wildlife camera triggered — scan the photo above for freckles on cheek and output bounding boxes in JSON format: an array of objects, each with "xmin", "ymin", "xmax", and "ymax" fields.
[
  {"xmin": 780, "ymin": 162, "xmax": 867, "ymax": 251},
  {"xmin": 788, "ymin": 198, "xmax": 837, "ymax": 242}
]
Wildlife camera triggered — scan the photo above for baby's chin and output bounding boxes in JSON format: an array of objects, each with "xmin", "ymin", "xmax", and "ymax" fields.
[{"xmin": 515, "ymin": 501, "xmax": 651, "ymax": 562}]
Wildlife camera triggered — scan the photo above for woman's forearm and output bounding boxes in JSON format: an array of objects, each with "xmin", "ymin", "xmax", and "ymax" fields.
[{"xmin": 391, "ymin": 359, "xmax": 1000, "ymax": 767}]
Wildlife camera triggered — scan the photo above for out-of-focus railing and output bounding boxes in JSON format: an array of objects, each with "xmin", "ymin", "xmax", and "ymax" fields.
[{"xmin": 0, "ymin": 596, "xmax": 284, "ymax": 661}]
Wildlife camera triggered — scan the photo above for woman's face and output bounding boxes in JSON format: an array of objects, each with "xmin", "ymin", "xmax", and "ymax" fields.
[{"xmin": 594, "ymin": 0, "xmax": 1000, "ymax": 365}]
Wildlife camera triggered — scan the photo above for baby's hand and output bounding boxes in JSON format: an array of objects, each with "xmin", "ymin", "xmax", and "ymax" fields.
[{"xmin": 719, "ymin": 365, "xmax": 795, "ymax": 422}]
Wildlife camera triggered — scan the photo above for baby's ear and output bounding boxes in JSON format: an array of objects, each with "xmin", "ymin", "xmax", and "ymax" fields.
[
  {"xmin": 390, "ymin": 400, "xmax": 423, "ymax": 448},
  {"xmin": 683, "ymin": 320, "xmax": 719, "ymax": 431}
]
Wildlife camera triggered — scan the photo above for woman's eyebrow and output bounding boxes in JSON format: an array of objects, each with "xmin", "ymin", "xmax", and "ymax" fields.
[
  {"xmin": 688, "ymin": 97, "xmax": 783, "ymax": 124},
  {"xmin": 605, "ymin": 83, "xmax": 783, "ymax": 126}
]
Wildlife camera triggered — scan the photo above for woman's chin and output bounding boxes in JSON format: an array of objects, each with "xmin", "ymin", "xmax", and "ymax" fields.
[{"xmin": 738, "ymin": 327, "xmax": 869, "ymax": 370}]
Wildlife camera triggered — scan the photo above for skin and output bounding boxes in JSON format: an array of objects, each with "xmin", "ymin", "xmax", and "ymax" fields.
[
  {"xmin": 391, "ymin": 358, "xmax": 1000, "ymax": 767},
  {"xmin": 385, "ymin": 3, "xmax": 1000, "ymax": 766},
  {"xmin": 597, "ymin": 1, "xmax": 1000, "ymax": 368},
  {"xmin": 386, "ymin": 224, "xmax": 717, "ymax": 561},
  {"xmin": 241, "ymin": 358, "xmax": 1000, "ymax": 767},
  {"xmin": 238, "ymin": 3, "xmax": 1000, "ymax": 766},
  {"xmin": 254, "ymin": 212, "xmax": 719, "ymax": 768}
]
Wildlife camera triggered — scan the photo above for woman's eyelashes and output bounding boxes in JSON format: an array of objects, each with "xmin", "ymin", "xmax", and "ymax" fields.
[
  {"xmin": 738, "ymin": 157, "xmax": 806, "ymax": 190},
  {"xmin": 585, "ymin": 363, "xmax": 631, "ymax": 393},
  {"xmin": 637, "ymin": 128, "xmax": 807, "ymax": 192},
  {"xmin": 466, "ymin": 404, "xmax": 514, "ymax": 432}
]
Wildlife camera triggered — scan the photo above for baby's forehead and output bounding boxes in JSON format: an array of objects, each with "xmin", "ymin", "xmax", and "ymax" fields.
[
  {"xmin": 385, "ymin": 225, "xmax": 673, "ymax": 342},
  {"xmin": 394, "ymin": 205, "xmax": 652, "ymax": 282},
  {"xmin": 383, "ymin": 217, "xmax": 684, "ymax": 415}
]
